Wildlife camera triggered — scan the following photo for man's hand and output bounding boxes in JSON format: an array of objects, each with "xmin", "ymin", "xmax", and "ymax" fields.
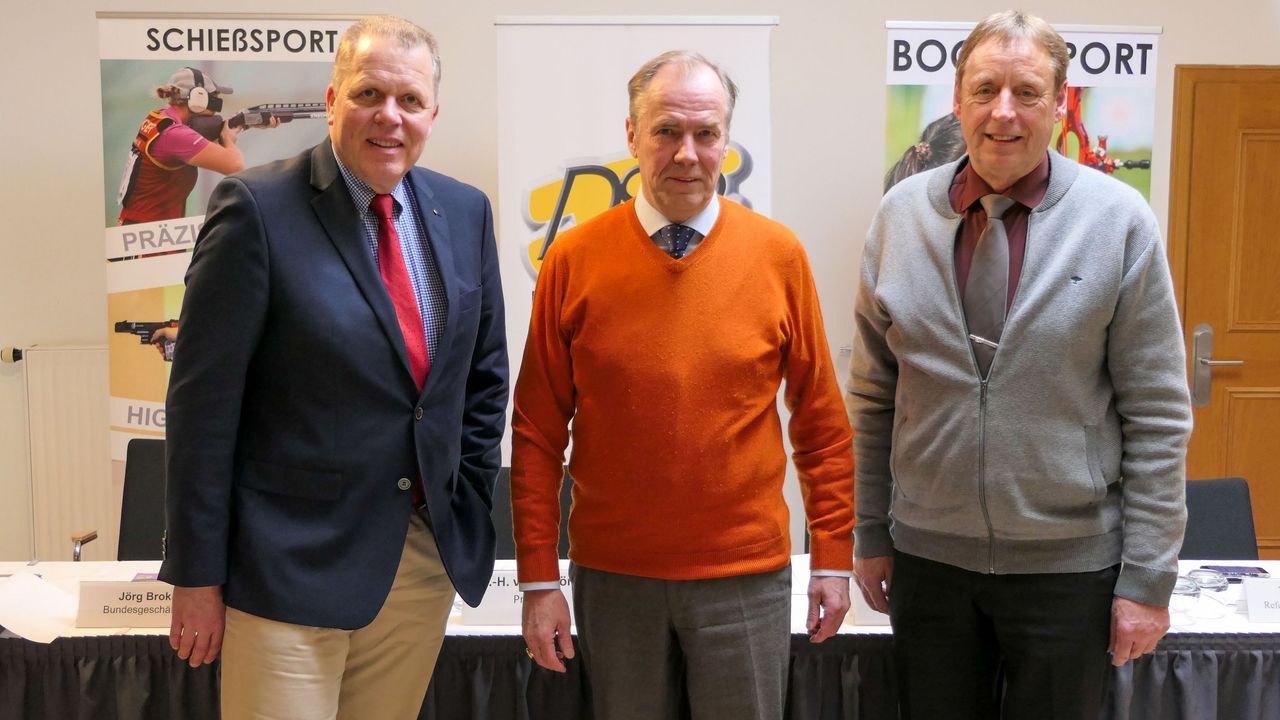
[
  {"xmin": 151, "ymin": 325, "xmax": 178, "ymax": 358},
  {"xmin": 169, "ymin": 585, "xmax": 226, "ymax": 668},
  {"xmin": 853, "ymin": 555, "xmax": 894, "ymax": 614},
  {"xmin": 522, "ymin": 588, "xmax": 575, "ymax": 672},
  {"xmin": 806, "ymin": 575, "xmax": 850, "ymax": 643},
  {"xmin": 1109, "ymin": 596, "xmax": 1169, "ymax": 666}
]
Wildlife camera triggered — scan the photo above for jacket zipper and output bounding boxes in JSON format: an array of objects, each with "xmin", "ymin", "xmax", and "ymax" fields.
[
  {"xmin": 951, "ymin": 213, "xmax": 1001, "ymax": 573},
  {"xmin": 978, "ymin": 379, "xmax": 995, "ymax": 573},
  {"xmin": 972, "ymin": 210, "xmax": 1039, "ymax": 574}
]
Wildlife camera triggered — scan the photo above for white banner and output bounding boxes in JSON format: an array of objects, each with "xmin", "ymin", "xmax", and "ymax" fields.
[
  {"xmin": 104, "ymin": 217, "xmax": 204, "ymax": 264},
  {"xmin": 98, "ymin": 13, "xmax": 354, "ymax": 460},
  {"xmin": 99, "ymin": 16, "xmax": 344, "ymax": 62},
  {"xmin": 882, "ymin": 22, "xmax": 1159, "ymax": 199},
  {"xmin": 885, "ymin": 23, "xmax": 1160, "ymax": 88},
  {"xmin": 495, "ymin": 17, "xmax": 776, "ymax": 460},
  {"xmin": 109, "ymin": 397, "xmax": 166, "ymax": 434}
]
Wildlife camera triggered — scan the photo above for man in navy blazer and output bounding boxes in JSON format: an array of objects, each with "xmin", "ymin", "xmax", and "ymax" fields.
[{"xmin": 158, "ymin": 15, "xmax": 508, "ymax": 718}]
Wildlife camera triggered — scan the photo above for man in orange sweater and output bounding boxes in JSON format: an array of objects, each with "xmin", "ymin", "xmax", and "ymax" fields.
[{"xmin": 511, "ymin": 51, "xmax": 854, "ymax": 720}]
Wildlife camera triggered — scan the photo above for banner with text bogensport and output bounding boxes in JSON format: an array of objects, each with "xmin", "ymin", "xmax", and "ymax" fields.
[{"xmin": 884, "ymin": 22, "xmax": 1158, "ymax": 198}]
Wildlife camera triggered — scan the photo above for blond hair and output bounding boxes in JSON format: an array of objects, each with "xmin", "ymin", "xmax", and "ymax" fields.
[
  {"xmin": 955, "ymin": 10, "xmax": 1069, "ymax": 92},
  {"xmin": 627, "ymin": 50, "xmax": 738, "ymax": 125},
  {"xmin": 332, "ymin": 15, "xmax": 441, "ymax": 95}
]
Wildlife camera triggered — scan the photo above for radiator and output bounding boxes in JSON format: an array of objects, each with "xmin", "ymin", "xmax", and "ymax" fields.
[{"xmin": 21, "ymin": 346, "xmax": 117, "ymax": 562}]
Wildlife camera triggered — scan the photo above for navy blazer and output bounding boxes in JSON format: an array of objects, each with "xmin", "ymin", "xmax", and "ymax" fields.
[{"xmin": 159, "ymin": 140, "xmax": 508, "ymax": 629}]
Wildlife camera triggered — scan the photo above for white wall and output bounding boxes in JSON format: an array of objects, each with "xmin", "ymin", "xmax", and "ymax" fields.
[{"xmin": 2, "ymin": 0, "xmax": 1278, "ymax": 559}]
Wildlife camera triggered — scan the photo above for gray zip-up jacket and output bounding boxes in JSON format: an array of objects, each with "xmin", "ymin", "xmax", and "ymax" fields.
[{"xmin": 848, "ymin": 151, "xmax": 1193, "ymax": 606}]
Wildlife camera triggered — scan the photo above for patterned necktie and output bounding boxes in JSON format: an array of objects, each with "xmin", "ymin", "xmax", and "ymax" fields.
[
  {"xmin": 964, "ymin": 194, "xmax": 1015, "ymax": 378},
  {"xmin": 371, "ymin": 194, "xmax": 430, "ymax": 391},
  {"xmin": 654, "ymin": 223, "xmax": 697, "ymax": 259}
]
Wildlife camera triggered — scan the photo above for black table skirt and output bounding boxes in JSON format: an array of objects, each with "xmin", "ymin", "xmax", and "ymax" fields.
[
  {"xmin": 0, "ymin": 635, "xmax": 218, "ymax": 720},
  {"xmin": 1107, "ymin": 634, "xmax": 1280, "ymax": 720},
  {"xmin": 2, "ymin": 632, "xmax": 1277, "ymax": 719}
]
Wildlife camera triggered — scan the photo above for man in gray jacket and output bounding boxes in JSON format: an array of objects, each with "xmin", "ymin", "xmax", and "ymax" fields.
[{"xmin": 847, "ymin": 10, "xmax": 1192, "ymax": 719}]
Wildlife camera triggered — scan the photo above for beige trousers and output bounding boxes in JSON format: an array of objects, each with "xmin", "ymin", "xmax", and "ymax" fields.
[{"xmin": 220, "ymin": 512, "xmax": 455, "ymax": 720}]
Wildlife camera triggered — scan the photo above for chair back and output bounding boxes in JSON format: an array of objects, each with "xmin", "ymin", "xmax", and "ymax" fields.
[
  {"xmin": 491, "ymin": 467, "xmax": 573, "ymax": 561},
  {"xmin": 118, "ymin": 438, "xmax": 167, "ymax": 561},
  {"xmin": 1180, "ymin": 477, "xmax": 1259, "ymax": 560}
]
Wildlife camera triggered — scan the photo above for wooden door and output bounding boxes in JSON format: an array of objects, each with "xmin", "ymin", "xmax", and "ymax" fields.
[{"xmin": 1169, "ymin": 66, "xmax": 1280, "ymax": 559}]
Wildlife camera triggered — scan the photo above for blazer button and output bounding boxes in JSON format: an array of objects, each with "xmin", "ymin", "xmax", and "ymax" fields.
[
  {"xmin": 414, "ymin": 407, "xmax": 424, "ymax": 420},
  {"xmin": 397, "ymin": 477, "xmax": 412, "ymax": 491}
]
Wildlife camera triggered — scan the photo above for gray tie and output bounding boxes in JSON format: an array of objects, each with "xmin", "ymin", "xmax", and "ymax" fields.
[{"xmin": 964, "ymin": 194, "xmax": 1015, "ymax": 377}]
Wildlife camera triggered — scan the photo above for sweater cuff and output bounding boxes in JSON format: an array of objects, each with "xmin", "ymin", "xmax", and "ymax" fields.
[
  {"xmin": 809, "ymin": 533, "xmax": 853, "ymax": 573},
  {"xmin": 853, "ymin": 524, "xmax": 894, "ymax": 559},
  {"xmin": 516, "ymin": 546, "xmax": 561, "ymax": 586},
  {"xmin": 1115, "ymin": 562, "xmax": 1178, "ymax": 606}
]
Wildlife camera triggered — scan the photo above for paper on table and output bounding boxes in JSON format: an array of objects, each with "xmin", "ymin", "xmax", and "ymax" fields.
[{"xmin": 0, "ymin": 573, "xmax": 78, "ymax": 643}]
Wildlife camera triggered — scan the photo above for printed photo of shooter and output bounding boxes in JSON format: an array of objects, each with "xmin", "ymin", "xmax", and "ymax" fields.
[
  {"xmin": 98, "ymin": 47, "xmax": 343, "ymax": 456},
  {"xmin": 101, "ymin": 59, "xmax": 331, "ymax": 232}
]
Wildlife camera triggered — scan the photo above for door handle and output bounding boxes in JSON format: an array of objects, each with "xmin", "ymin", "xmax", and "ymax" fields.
[{"xmin": 1191, "ymin": 323, "xmax": 1244, "ymax": 407}]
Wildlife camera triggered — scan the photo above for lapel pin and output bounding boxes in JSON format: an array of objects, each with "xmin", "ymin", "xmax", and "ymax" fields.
[{"xmin": 432, "ymin": 208, "xmax": 441, "ymax": 216}]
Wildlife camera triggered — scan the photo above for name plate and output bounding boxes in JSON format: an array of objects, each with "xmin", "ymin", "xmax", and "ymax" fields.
[
  {"xmin": 1243, "ymin": 577, "xmax": 1280, "ymax": 623},
  {"xmin": 77, "ymin": 581, "xmax": 173, "ymax": 628},
  {"xmin": 459, "ymin": 560, "xmax": 572, "ymax": 626}
]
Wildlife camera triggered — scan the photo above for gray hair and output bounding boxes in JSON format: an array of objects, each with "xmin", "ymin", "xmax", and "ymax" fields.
[
  {"xmin": 332, "ymin": 15, "xmax": 441, "ymax": 96},
  {"xmin": 627, "ymin": 50, "xmax": 738, "ymax": 125}
]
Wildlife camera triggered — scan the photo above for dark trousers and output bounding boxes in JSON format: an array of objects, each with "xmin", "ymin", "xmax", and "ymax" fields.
[{"xmin": 889, "ymin": 551, "xmax": 1118, "ymax": 720}]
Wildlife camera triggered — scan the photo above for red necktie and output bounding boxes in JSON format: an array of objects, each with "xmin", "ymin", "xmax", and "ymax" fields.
[
  {"xmin": 372, "ymin": 194, "xmax": 429, "ymax": 508},
  {"xmin": 371, "ymin": 194, "xmax": 430, "ymax": 391}
]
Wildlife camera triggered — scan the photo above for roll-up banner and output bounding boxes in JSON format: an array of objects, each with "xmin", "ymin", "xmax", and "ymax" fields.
[
  {"xmin": 98, "ymin": 14, "xmax": 355, "ymax": 460},
  {"xmin": 496, "ymin": 16, "xmax": 777, "ymax": 457},
  {"xmin": 884, "ymin": 22, "xmax": 1159, "ymax": 199}
]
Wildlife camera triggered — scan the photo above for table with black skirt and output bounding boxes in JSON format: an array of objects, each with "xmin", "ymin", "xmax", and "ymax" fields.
[{"xmin": 2, "ymin": 560, "xmax": 1278, "ymax": 719}]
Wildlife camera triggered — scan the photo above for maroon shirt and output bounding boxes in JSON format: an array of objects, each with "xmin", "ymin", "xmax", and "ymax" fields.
[{"xmin": 949, "ymin": 154, "xmax": 1051, "ymax": 310}]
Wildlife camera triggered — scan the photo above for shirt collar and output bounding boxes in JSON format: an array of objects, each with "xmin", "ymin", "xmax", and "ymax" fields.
[
  {"xmin": 950, "ymin": 152, "xmax": 1051, "ymax": 213},
  {"xmin": 331, "ymin": 145, "xmax": 411, "ymax": 215},
  {"xmin": 633, "ymin": 186, "xmax": 720, "ymax": 237}
]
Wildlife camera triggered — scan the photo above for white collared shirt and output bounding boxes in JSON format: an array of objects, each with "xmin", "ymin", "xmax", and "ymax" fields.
[{"xmin": 633, "ymin": 187, "xmax": 719, "ymax": 256}]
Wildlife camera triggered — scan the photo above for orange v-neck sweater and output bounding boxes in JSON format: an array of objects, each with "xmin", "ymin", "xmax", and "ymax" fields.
[{"xmin": 511, "ymin": 198, "xmax": 854, "ymax": 583}]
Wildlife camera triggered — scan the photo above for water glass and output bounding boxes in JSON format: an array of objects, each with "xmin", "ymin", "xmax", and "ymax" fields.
[
  {"xmin": 1186, "ymin": 568, "xmax": 1229, "ymax": 619},
  {"xmin": 1170, "ymin": 576, "xmax": 1199, "ymax": 626}
]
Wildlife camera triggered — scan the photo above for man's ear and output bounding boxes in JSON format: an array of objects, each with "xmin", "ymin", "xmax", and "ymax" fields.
[
  {"xmin": 1054, "ymin": 81, "xmax": 1068, "ymax": 122},
  {"xmin": 625, "ymin": 116, "xmax": 639, "ymax": 158}
]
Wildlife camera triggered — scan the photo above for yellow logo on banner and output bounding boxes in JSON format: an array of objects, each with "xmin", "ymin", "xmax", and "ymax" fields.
[{"xmin": 521, "ymin": 142, "xmax": 754, "ymax": 279}]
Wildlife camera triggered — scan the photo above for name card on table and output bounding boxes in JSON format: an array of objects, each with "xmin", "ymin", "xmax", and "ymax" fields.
[
  {"xmin": 1243, "ymin": 577, "xmax": 1280, "ymax": 623},
  {"xmin": 76, "ymin": 581, "xmax": 173, "ymax": 628},
  {"xmin": 460, "ymin": 560, "xmax": 573, "ymax": 626}
]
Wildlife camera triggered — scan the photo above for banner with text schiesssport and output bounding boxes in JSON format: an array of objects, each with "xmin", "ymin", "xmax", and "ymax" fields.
[
  {"xmin": 99, "ymin": 14, "xmax": 354, "ymax": 460},
  {"xmin": 884, "ymin": 22, "xmax": 1158, "ymax": 198},
  {"xmin": 496, "ymin": 17, "xmax": 776, "ymax": 460}
]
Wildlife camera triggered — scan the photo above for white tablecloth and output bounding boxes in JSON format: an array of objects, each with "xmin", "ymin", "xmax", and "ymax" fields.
[{"xmin": 3, "ymin": 557, "xmax": 1277, "ymax": 642}]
